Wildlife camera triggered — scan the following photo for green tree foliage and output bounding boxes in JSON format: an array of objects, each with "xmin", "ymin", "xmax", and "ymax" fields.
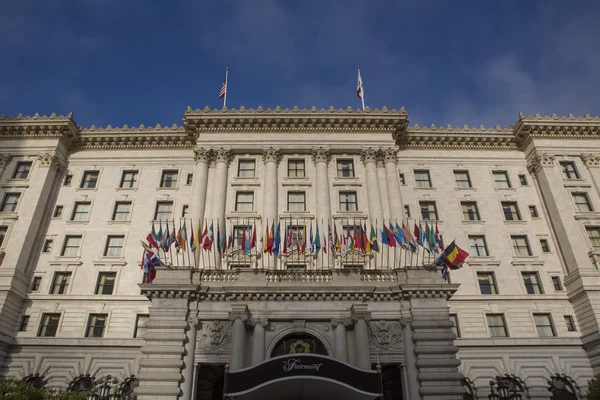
[
  {"xmin": 589, "ymin": 376, "xmax": 600, "ymax": 400},
  {"xmin": 0, "ymin": 378, "xmax": 86, "ymax": 400}
]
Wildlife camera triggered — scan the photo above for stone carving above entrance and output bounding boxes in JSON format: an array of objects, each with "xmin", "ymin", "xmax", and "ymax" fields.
[
  {"xmin": 368, "ymin": 320, "xmax": 403, "ymax": 350},
  {"xmin": 198, "ymin": 321, "xmax": 231, "ymax": 350}
]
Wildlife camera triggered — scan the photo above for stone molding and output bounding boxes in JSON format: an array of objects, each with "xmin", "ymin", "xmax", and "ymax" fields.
[
  {"xmin": 581, "ymin": 153, "xmax": 600, "ymax": 167},
  {"xmin": 261, "ymin": 147, "xmax": 282, "ymax": 164},
  {"xmin": 199, "ymin": 290, "xmax": 401, "ymax": 302},
  {"xmin": 515, "ymin": 113, "xmax": 600, "ymax": 149},
  {"xmin": 360, "ymin": 147, "xmax": 379, "ymax": 164},
  {"xmin": 527, "ymin": 153, "xmax": 555, "ymax": 174},
  {"xmin": 396, "ymin": 124, "xmax": 517, "ymax": 151},
  {"xmin": 193, "ymin": 147, "xmax": 213, "ymax": 163},
  {"xmin": 311, "ymin": 147, "xmax": 331, "ymax": 164},
  {"xmin": 213, "ymin": 147, "xmax": 233, "ymax": 165},
  {"xmin": 138, "ymin": 284, "xmax": 201, "ymax": 300},
  {"xmin": 400, "ymin": 285, "xmax": 459, "ymax": 300}
]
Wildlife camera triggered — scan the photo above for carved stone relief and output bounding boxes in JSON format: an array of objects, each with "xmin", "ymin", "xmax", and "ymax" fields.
[
  {"xmin": 527, "ymin": 153, "xmax": 555, "ymax": 174},
  {"xmin": 368, "ymin": 320, "xmax": 403, "ymax": 350},
  {"xmin": 197, "ymin": 321, "xmax": 231, "ymax": 350}
]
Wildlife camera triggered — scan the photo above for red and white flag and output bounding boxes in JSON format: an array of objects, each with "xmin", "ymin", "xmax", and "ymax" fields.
[
  {"xmin": 218, "ymin": 80, "xmax": 227, "ymax": 99},
  {"xmin": 357, "ymin": 69, "xmax": 364, "ymax": 99}
]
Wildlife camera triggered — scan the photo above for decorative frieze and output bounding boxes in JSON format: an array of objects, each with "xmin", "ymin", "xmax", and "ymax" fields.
[
  {"xmin": 368, "ymin": 320, "xmax": 403, "ymax": 349},
  {"xmin": 527, "ymin": 153, "xmax": 555, "ymax": 174},
  {"xmin": 197, "ymin": 321, "xmax": 232, "ymax": 350},
  {"xmin": 261, "ymin": 147, "xmax": 282, "ymax": 164},
  {"xmin": 311, "ymin": 147, "xmax": 331, "ymax": 164}
]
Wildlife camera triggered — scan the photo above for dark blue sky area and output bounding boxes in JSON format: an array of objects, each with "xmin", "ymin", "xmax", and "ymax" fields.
[{"xmin": 1, "ymin": 1, "xmax": 599, "ymax": 128}]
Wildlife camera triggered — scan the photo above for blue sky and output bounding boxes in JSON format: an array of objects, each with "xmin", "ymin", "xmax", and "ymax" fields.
[{"xmin": 1, "ymin": 1, "xmax": 599, "ymax": 128}]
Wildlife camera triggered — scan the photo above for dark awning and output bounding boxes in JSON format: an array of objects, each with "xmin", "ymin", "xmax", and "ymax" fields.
[{"xmin": 225, "ymin": 354, "xmax": 382, "ymax": 400}]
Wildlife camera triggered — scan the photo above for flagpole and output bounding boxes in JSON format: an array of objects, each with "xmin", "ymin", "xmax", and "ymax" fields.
[
  {"xmin": 357, "ymin": 66, "xmax": 365, "ymax": 111},
  {"xmin": 224, "ymin": 67, "xmax": 229, "ymax": 108}
]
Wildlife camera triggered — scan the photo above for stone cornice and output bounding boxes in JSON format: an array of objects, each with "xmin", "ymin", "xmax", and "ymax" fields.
[
  {"xmin": 396, "ymin": 124, "xmax": 517, "ymax": 151},
  {"xmin": 0, "ymin": 113, "xmax": 79, "ymax": 148},
  {"xmin": 514, "ymin": 113, "xmax": 600, "ymax": 149},
  {"xmin": 79, "ymin": 124, "xmax": 193, "ymax": 150}
]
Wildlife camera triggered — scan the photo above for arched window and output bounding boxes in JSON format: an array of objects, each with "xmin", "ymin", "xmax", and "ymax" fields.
[
  {"xmin": 489, "ymin": 374, "xmax": 528, "ymax": 400},
  {"xmin": 23, "ymin": 374, "xmax": 46, "ymax": 390},
  {"xmin": 68, "ymin": 374, "xmax": 120, "ymax": 399},
  {"xmin": 461, "ymin": 377, "xmax": 477, "ymax": 400},
  {"xmin": 68, "ymin": 374, "xmax": 95, "ymax": 394},
  {"xmin": 271, "ymin": 333, "xmax": 328, "ymax": 357},
  {"xmin": 548, "ymin": 374, "xmax": 580, "ymax": 400}
]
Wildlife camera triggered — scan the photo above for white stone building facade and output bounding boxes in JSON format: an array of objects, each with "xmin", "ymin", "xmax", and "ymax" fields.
[{"xmin": 0, "ymin": 107, "xmax": 599, "ymax": 399}]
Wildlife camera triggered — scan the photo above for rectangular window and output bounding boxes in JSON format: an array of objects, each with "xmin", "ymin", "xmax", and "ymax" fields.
[
  {"xmin": 232, "ymin": 225, "xmax": 256, "ymax": 248},
  {"xmin": 112, "ymin": 201, "xmax": 132, "ymax": 221},
  {"xmin": 487, "ymin": 314, "xmax": 508, "ymax": 337},
  {"xmin": 238, "ymin": 160, "xmax": 256, "ymax": 178},
  {"xmin": 186, "ymin": 173, "xmax": 193, "ymax": 185},
  {"xmin": 38, "ymin": 313, "xmax": 61, "ymax": 337},
  {"xmin": 522, "ymin": 272, "xmax": 543, "ymax": 294},
  {"xmin": 587, "ymin": 227, "xmax": 600, "ymax": 248},
  {"xmin": 564, "ymin": 315, "xmax": 576, "ymax": 332},
  {"xmin": 477, "ymin": 272, "xmax": 498, "ymax": 294},
  {"xmin": 404, "ymin": 205, "xmax": 411, "ymax": 218},
  {"xmin": 287, "ymin": 191, "xmax": 306, "ymax": 212},
  {"xmin": 560, "ymin": 161, "xmax": 580, "ymax": 179},
  {"xmin": 86, "ymin": 314, "xmax": 108, "ymax": 338},
  {"xmin": 290, "ymin": 225, "xmax": 306, "ymax": 248},
  {"xmin": 80, "ymin": 171, "xmax": 99, "ymax": 189},
  {"xmin": 31, "ymin": 276, "xmax": 42, "ymax": 291},
  {"xmin": 540, "ymin": 239, "xmax": 551, "ymax": 253},
  {"xmin": 288, "ymin": 159, "xmax": 305, "ymax": 177},
  {"xmin": 134, "ymin": 314, "xmax": 150, "ymax": 338},
  {"xmin": 529, "ymin": 205, "xmax": 539, "ymax": 218},
  {"xmin": 19, "ymin": 315, "xmax": 30, "ymax": 331},
  {"xmin": 50, "ymin": 272, "xmax": 71, "ymax": 294},
  {"xmin": 399, "ymin": 173, "xmax": 405, "ymax": 185},
  {"xmin": 450, "ymin": 314, "xmax": 460, "ymax": 338},
  {"xmin": 461, "ymin": 201, "xmax": 480, "ymax": 221},
  {"xmin": 339, "ymin": 191, "xmax": 358, "ymax": 212},
  {"xmin": 104, "ymin": 235, "xmax": 125, "ymax": 257},
  {"xmin": 454, "ymin": 170, "xmax": 472, "ymax": 188},
  {"xmin": 492, "ymin": 171, "xmax": 511, "ymax": 189},
  {"xmin": 337, "ymin": 159, "xmax": 355, "ymax": 178},
  {"xmin": 511, "ymin": 235, "xmax": 532, "ymax": 256},
  {"xmin": 419, "ymin": 201, "xmax": 438, "ymax": 220},
  {"xmin": 518, "ymin": 174, "xmax": 528, "ymax": 185},
  {"xmin": 552, "ymin": 276, "xmax": 563, "ymax": 291},
  {"xmin": 501, "ymin": 201, "xmax": 522, "ymax": 221},
  {"xmin": 182, "ymin": 205, "xmax": 189, "ymax": 218},
  {"xmin": 160, "ymin": 170, "xmax": 178, "ymax": 188},
  {"xmin": 53, "ymin": 205, "xmax": 63, "ymax": 218},
  {"xmin": 63, "ymin": 174, "xmax": 73, "ymax": 186},
  {"xmin": 95, "ymin": 272, "xmax": 116, "ymax": 295},
  {"xmin": 12, "ymin": 161, "xmax": 32, "ymax": 179},
  {"xmin": 414, "ymin": 170, "xmax": 432, "ymax": 188},
  {"xmin": 154, "ymin": 201, "xmax": 173, "ymax": 220},
  {"xmin": 1, "ymin": 193, "xmax": 21, "ymax": 212},
  {"xmin": 71, "ymin": 201, "xmax": 91, "ymax": 221},
  {"xmin": 469, "ymin": 236, "xmax": 489, "ymax": 256},
  {"xmin": 573, "ymin": 193, "xmax": 593, "ymax": 212},
  {"xmin": 0, "ymin": 225, "xmax": 6, "ymax": 247},
  {"xmin": 120, "ymin": 170, "xmax": 139, "ymax": 188},
  {"xmin": 42, "ymin": 239, "xmax": 53, "ymax": 253},
  {"xmin": 235, "ymin": 191, "xmax": 254, "ymax": 212},
  {"xmin": 61, "ymin": 235, "xmax": 82, "ymax": 257},
  {"xmin": 534, "ymin": 313, "xmax": 556, "ymax": 337}
]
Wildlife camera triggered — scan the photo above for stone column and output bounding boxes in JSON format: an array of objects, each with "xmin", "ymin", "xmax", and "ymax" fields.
[
  {"xmin": 250, "ymin": 318, "xmax": 268, "ymax": 365},
  {"xmin": 351, "ymin": 304, "xmax": 371, "ymax": 369},
  {"xmin": 181, "ymin": 317, "xmax": 199, "ymax": 400},
  {"xmin": 312, "ymin": 148, "xmax": 333, "ymax": 268},
  {"xmin": 209, "ymin": 148, "xmax": 232, "ymax": 269},
  {"xmin": 262, "ymin": 148, "xmax": 281, "ymax": 267},
  {"xmin": 332, "ymin": 318, "xmax": 349, "ymax": 363},
  {"xmin": 361, "ymin": 148, "xmax": 384, "ymax": 223},
  {"xmin": 189, "ymin": 148, "xmax": 212, "ymax": 225},
  {"xmin": 382, "ymin": 148, "xmax": 404, "ymax": 222},
  {"xmin": 401, "ymin": 317, "xmax": 421, "ymax": 400},
  {"xmin": 229, "ymin": 305, "xmax": 249, "ymax": 370}
]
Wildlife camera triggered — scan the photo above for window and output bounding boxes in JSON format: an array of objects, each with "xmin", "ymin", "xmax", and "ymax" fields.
[
  {"xmin": 560, "ymin": 161, "xmax": 579, "ymax": 179},
  {"xmin": 492, "ymin": 171, "xmax": 511, "ymax": 188},
  {"xmin": 469, "ymin": 236, "xmax": 489, "ymax": 256},
  {"xmin": 1, "ymin": 193, "xmax": 21, "ymax": 212},
  {"xmin": 80, "ymin": 171, "xmax": 99, "ymax": 189},
  {"xmin": 12, "ymin": 161, "xmax": 32, "ymax": 179},
  {"xmin": 450, "ymin": 314, "xmax": 460, "ymax": 338},
  {"xmin": 477, "ymin": 272, "xmax": 498, "ymax": 294},
  {"xmin": 95, "ymin": 272, "xmax": 116, "ymax": 295},
  {"xmin": 86, "ymin": 314, "xmax": 108, "ymax": 338},
  {"xmin": 53, "ymin": 205, "xmax": 63, "ymax": 218},
  {"xmin": 289, "ymin": 226, "xmax": 306, "ymax": 248},
  {"xmin": 104, "ymin": 235, "xmax": 125, "ymax": 257},
  {"xmin": 71, "ymin": 202, "xmax": 91, "ymax": 221},
  {"xmin": 134, "ymin": 314, "xmax": 149, "ymax": 338},
  {"xmin": 0, "ymin": 226, "xmax": 6, "ymax": 247},
  {"xmin": 38, "ymin": 313, "xmax": 60, "ymax": 337},
  {"xmin": 414, "ymin": 170, "xmax": 432, "ymax": 188},
  {"xmin": 399, "ymin": 173, "xmax": 405, "ymax": 185},
  {"xmin": 529, "ymin": 205, "xmax": 539, "ymax": 218},
  {"xmin": 120, "ymin": 170, "xmax": 139, "ymax": 188},
  {"xmin": 404, "ymin": 205, "xmax": 411, "ymax": 218},
  {"xmin": 419, "ymin": 201, "xmax": 438, "ymax": 220},
  {"xmin": 461, "ymin": 201, "xmax": 480, "ymax": 221},
  {"xmin": 182, "ymin": 205, "xmax": 189, "ymax": 218},
  {"xmin": 552, "ymin": 276, "xmax": 563, "ymax": 291},
  {"xmin": 522, "ymin": 272, "xmax": 543, "ymax": 294},
  {"xmin": 518, "ymin": 174, "xmax": 528, "ymax": 185},
  {"xmin": 160, "ymin": 170, "xmax": 178, "ymax": 188},
  {"xmin": 63, "ymin": 174, "xmax": 73, "ymax": 186},
  {"xmin": 454, "ymin": 170, "xmax": 472, "ymax": 188},
  {"xmin": 534, "ymin": 314, "xmax": 555, "ymax": 337},
  {"xmin": 19, "ymin": 315, "xmax": 30, "ymax": 331},
  {"xmin": 337, "ymin": 159, "xmax": 355, "ymax": 178},
  {"xmin": 288, "ymin": 159, "xmax": 305, "ymax": 177},
  {"xmin": 238, "ymin": 160, "xmax": 256, "ymax": 178},
  {"xmin": 154, "ymin": 201, "xmax": 173, "ymax": 220},
  {"xmin": 186, "ymin": 173, "xmax": 193, "ymax": 185},
  {"xmin": 339, "ymin": 191, "xmax": 358, "ymax": 212},
  {"xmin": 564, "ymin": 315, "xmax": 576, "ymax": 332},
  {"xmin": 511, "ymin": 235, "xmax": 532, "ymax": 256},
  {"xmin": 487, "ymin": 314, "xmax": 508, "ymax": 337},
  {"xmin": 235, "ymin": 191, "xmax": 254, "ymax": 212},
  {"xmin": 587, "ymin": 228, "xmax": 600, "ymax": 248},
  {"xmin": 50, "ymin": 272, "xmax": 71, "ymax": 294},
  {"xmin": 31, "ymin": 276, "xmax": 42, "ymax": 291},
  {"xmin": 287, "ymin": 191, "xmax": 306, "ymax": 211},
  {"xmin": 573, "ymin": 193, "xmax": 593, "ymax": 212},
  {"xmin": 232, "ymin": 225, "xmax": 255, "ymax": 248},
  {"xmin": 42, "ymin": 239, "xmax": 53, "ymax": 253},
  {"xmin": 112, "ymin": 201, "xmax": 132, "ymax": 221},
  {"xmin": 61, "ymin": 235, "xmax": 82, "ymax": 257},
  {"xmin": 501, "ymin": 201, "xmax": 521, "ymax": 221},
  {"xmin": 540, "ymin": 239, "xmax": 551, "ymax": 253}
]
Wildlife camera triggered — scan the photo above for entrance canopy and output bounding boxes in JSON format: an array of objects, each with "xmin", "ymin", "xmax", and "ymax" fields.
[{"xmin": 224, "ymin": 354, "xmax": 382, "ymax": 400}]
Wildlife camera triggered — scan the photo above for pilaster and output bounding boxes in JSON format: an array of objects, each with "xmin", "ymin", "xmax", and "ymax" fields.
[
  {"xmin": 331, "ymin": 318, "xmax": 352, "ymax": 363},
  {"xmin": 250, "ymin": 317, "xmax": 269, "ymax": 366},
  {"xmin": 229, "ymin": 305, "xmax": 249, "ymax": 370},
  {"xmin": 190, "ymin": 147, "xmax": 212, "ymax": 224},
  {"xmin": 351, "ymin": 304, "xmax": 371, "ymax": 369},
  {"xmin": 382, "ymin": 147, "xmax": 404, "ymax": 222},
  {"xmin": 360, "ymin": 147, "xmax": 384, "ymax": 223},
  {"xmin": 312, "ymin": 147, "xmax": 333, "ymax": 267},
  {"xmin": 209, "ymin": 148, "xmax": 232, "ymax": 268},
  {"xmin": 262, "ymin": 148, "xmax": 280, "ymax": 266}
]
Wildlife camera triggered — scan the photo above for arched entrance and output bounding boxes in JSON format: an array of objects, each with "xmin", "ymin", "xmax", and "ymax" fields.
[{"xmin": 270, "ymin": 333, "xmax": 328, "ymax": 357}]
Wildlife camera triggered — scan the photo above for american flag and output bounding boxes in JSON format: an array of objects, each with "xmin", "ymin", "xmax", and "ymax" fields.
[{"xmin": 218, "ymin": 80, "xmax": 227, "ymax": 99}]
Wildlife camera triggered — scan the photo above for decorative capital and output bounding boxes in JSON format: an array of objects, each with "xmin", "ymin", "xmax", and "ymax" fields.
[
  {"xmin": 213, "ymin": 147, "xmax": 233, "ymax": 165},
  {"xmin": 229, "ymin": 305, "xmax": 249, "ymax": 323},
  {"xmin": 399, "ymin": 317, "xmax": 412, "ymax": 327},
  {"xmin": 188, "ymin": 316, "xmax": 200, "ymax": 328},
  {"xmin": 360, "ymin": 147, "xmax": 379, "ymax": 164},
  {"xmin": 37, "ymin": 152, "xmax": 64, "ymax": 170},
  {"xmin": 193, "ymin": 147, "xmax": 212, "ymax": 163},
  {"xmin": 527, "ymin": 152, "xmax": 555, "ymax": 174},
  {"xmin": 350, "ymin": 305, "xmax": 371, "ymax": 323},
  {"xmin": 0, "ymin": 154, "xmax": 12, "ymax": 170},
  {"xmin": 588, "ymin": 250, "xmax": 600, "ymax": 269},
  {"xmin": 262, "ymin": 147, "xmax": 282, "ymax": 164},
  {"xmin": 382, "ymin": 148, "xmax": 398, "ymax": 164},
  {"xmin": 311, "ymin": 147, "xmax": 331, "ymax": 164},
  {"xmin": 581, "ymin": 153, "xmax": 600, "ymax": 168},
  {"xmin": 332, "ymin": 318, "xmax": 353, "ymax": 328},
  {"xmin": 250, "ymin": 317, "xmax": 269, "ymax": 327}
]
